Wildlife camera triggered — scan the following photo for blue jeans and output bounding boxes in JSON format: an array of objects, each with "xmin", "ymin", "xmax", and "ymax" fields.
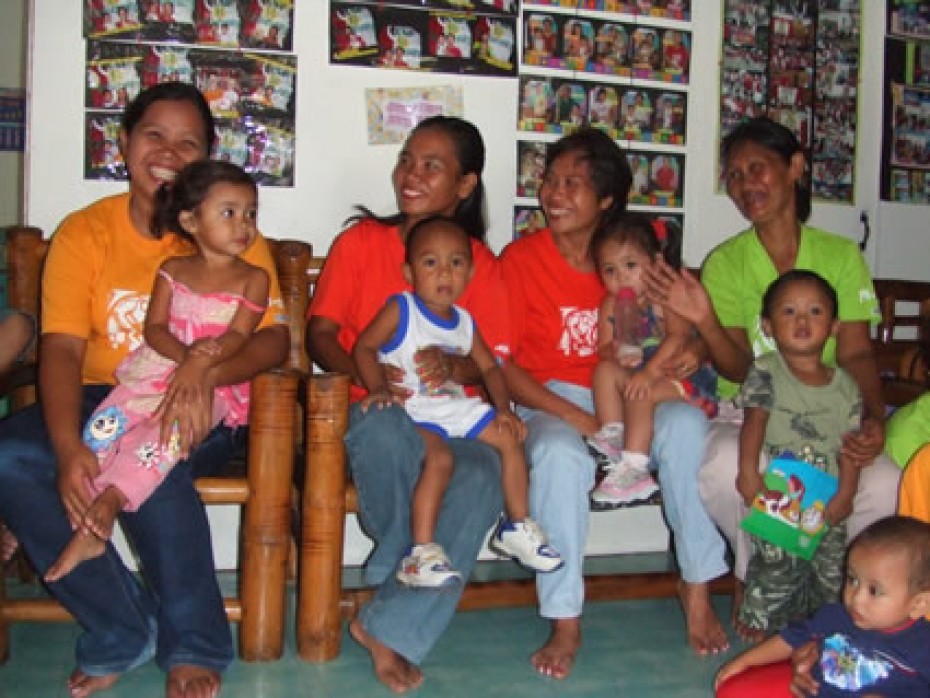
[
  {"xmin": 518, "ymin": 382, "xmax": 727, "ymax": 621},
  {"xmin": 345, "ymin": 403, "xmax": 503, "ymax": 665},
  {"xmin": 0, "ymin": 385, "xmax": 235, "ymax": 675}
]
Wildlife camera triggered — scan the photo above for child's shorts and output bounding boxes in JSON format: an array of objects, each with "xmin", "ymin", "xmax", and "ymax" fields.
[{"xmin": 406, "ymin": 395, "xmax": 496, "ymax": 440}]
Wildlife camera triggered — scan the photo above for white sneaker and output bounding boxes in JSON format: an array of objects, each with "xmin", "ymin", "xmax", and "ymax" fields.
[
  {"xmin": 586, "ymin": 423, "xmax": 625, "ymax": 462},
  {"xmin": 396, "ymin": 543, "xmax": 461, "ymax": 588},
  {"xmin": 590, "ymin": 460, "xmax": 659, "ymax": 509},
  {"xmin": 490, "ymin": 517, "xmax": 563, "ymax": 573}
]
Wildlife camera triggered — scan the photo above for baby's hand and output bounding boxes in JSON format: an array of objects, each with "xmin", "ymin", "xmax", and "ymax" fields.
[
  {"xmin": 623, "ymin": 371, "xmax": 653, "ymax": 400},
  {"xmin": 825, "ymin": 492, "xmax": 854, "ymax": 527},
  {"xmin": 188, "ymin": 338, "xmax": 222, "ymax": 358},
  {"xmin": 360, "ymin": 388, "xmax": 398, "ymax": 413},
  {"xmin": 493, "ymin": 409, "xmax": 527, "ymax": 442}
]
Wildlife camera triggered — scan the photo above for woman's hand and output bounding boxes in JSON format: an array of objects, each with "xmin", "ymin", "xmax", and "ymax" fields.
[
  {"xmin": 414, "ymin": 346, "xmax": 454, "ymax": 391},
  {"xmin": 360, "ymin": 387, "xmax": 400, "ymax": 413},
  {"xmin": 494, "ymin": 409, "xmax": 527, "ymax": 442},
  {"xmin": 156, "ymin": 357, "xmax": 215, "ymax": 457},
  {"xmin": 564, "ymin": 406, "xmax": 599, "ymax": 438},
  {"xmin": 658, "ymin": 341, "xmax": 703, "ymax": 381},
  {"xmin": 56, "ymin": 443, "xmax": 100, "ymax": 529},
  {"xmin": 382, "ymin": 363, "xmax": 413, "ymax": 401},
  {"xmin": 644, "ymin": 258, "xmax": 713, "ymax": 328},
  {"xmin": 840, "ymin": 416, "xmax": 884, "ymax": 467}
]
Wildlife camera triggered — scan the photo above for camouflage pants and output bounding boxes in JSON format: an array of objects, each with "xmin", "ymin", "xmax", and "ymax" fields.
[{"xmin": 739, "ymin": 523, "xmax": 846, "ymax": 633}]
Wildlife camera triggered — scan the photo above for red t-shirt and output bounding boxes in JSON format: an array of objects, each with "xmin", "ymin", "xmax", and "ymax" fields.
[
  {"xmin": 308, "ymin": 218, "xmax": 511, "ymax": 401},
  {"xmin": 501, "ymin": 228, "xmax": 604, "ymax": 388}
]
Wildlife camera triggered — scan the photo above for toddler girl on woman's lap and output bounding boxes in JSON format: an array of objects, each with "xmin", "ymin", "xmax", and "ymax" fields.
[
  {"xmin": 588, "ymin": 214, "xmax": 716, "ymax": 508},
  {"xmin": 46, "ymin": 160, "xmax": 269, "ymax": 581}
]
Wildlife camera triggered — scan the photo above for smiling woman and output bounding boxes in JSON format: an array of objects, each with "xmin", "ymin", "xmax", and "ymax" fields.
[{"xmin": 0, "ymin": 82, "xmax": 287, "ymax": 698}]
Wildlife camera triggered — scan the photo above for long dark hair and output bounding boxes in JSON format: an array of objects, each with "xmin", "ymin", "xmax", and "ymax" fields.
[
  {"xmin": 122, "ymin": 81, "xmax": 216, "ymax": 153},
  {"xmin": 347, "ymin": 115, "xmax": 487, "ymax": 241},
  {"xmin": 152, "ymin": 160, "xmax": 256, "ymax": 239},
  {"xmin": 543, "ymin": 127, "xmax": 632, "ymax": 229},
  {"xmin": 721, "ymin": 117, "xmax": 811, "ymax": 223}
]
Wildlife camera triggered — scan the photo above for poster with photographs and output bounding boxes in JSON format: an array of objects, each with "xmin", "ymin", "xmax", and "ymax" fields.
[
  {"xmin": 84, "ymin": 39, "xmax": 296, "ymax": 185},
  {"xmin": 513, "ymin": 206, "xmax": 683, "ymax": 243},
  {"xmin": 518, "ymin": 76, "xmax": 686, "ymax": 145},
  {"xmin": 719, "ymin": 0, "xmax": 860, "ymax": 203},
  {"xmin": 522, "ymin": 12, "xmax": 690, "ymax": 84},
  {"xmin": 330, "ymin": 1, "xmax": 518, "ymax": 76},
  {"xmin": 882, "ymin": 2, "xmax": 930, "ymax": 203},
  {"xmin": 83, "ymin": 0, "xmax": 295, "ymax": 51},
  {"xmin": 365, "ymin": 86, "xmax": 464, "ymax": 144},
  {"xmin": 524, "ymin": 1, "xmax": 690, "ymax": 20}
]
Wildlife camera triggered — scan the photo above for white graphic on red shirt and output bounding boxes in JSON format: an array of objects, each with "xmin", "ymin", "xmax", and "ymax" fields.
[{"xmin": 559, "ymin": 306, "xmax": 597, "ymax": 357}]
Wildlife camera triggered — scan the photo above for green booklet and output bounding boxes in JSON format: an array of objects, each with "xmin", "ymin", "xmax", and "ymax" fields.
[{"xmin": 740, "ymin": 457, "xmax": 838, "ymax": 560}]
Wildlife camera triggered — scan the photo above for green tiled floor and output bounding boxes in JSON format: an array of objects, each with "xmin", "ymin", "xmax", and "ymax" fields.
[{"xmin": 1, "ymin": 581, "xmax": 741, "ymax": 697}]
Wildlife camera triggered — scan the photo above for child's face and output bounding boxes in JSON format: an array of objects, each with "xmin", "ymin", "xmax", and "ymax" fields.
[
  {"xmin": 596, "ymin": 239, "xmax": 651, "ymax": 298},
  {"xmin": 843, "ymin": 543, "xmax": 928, "ymax": 631},
  {"xmin": 403, "ymin": 225, "xmax": 473, "ymax": 312},
  {"xmin": 761, "ymin": 280, "xmax": 838, "ymax": 357},
  {"xmin": 182, "ymin": 182, "xmax": 258, "ymax": 259}
]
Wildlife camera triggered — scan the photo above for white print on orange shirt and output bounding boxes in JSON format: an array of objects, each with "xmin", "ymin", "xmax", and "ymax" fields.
[
  {"xmin": 107, "ymin": 289, "xmax": 149, "ymax": 351},
  {"xmin": 558, "ymin": 306, "xmax": 597, "ymax": 358}
]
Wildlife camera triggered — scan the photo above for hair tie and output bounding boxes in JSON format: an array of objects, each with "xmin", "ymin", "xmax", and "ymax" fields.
[{"xmin": 652, "ymin": 218, "xmax": 667, "ymax": 243}]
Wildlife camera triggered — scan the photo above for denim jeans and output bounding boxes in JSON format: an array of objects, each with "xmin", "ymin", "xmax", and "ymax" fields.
[
  {"xmin": 345, "ymin": 403, "xmax": 503, "ymax": 665},
  {"xmin": 0, "ymin": 385, "xmax": 235, "ymax": 675},
  {"xmin": 518, "ymin": 381, "xmax": 728, "ymax": 621}
]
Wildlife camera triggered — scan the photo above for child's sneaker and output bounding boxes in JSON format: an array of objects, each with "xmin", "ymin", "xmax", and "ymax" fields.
[
  {"xmin": 396, "ymin": 543, "xmax": 461, "ymax": 588},
  {"xmin": 586, "ymin": 423, "xmax": 625, "ymax": 462},
  {"xmin": 590, "ymin": 459, "xmax": 660, "ymax": 509},
  {"xmin": 490, "ymin": 517, "xmax": 563, "ymax": 572}
]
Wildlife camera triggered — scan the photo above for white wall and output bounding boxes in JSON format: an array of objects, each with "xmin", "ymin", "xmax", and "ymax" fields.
[{"xmin": 25, "ymin": 2, "xmax": 927, "ymax": 268}]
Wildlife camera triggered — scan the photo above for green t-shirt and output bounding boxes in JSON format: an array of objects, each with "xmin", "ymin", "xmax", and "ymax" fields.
[
  {"xmin": 703, "ymin": 225, "xmax": 880, "ymax": 399},
  {"xmin": 741, "ymin": 352, "xmax": 862, "ymax": 476},
  {"xmin": 885, "ymin": 393, "xmax": 930, "ymax": 468}
]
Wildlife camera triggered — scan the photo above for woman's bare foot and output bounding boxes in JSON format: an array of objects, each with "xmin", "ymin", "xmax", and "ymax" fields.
[
  {"xmin": 166, "ymin": 664, "xmax": 221, "ymax": 698},
  {"xmin": 45, "ymin": 530, "xmax": 105, "ymax": 582},
  {"xmin": 68, "ymin": 668, "xmax": 119, "ymax": 698},
  {"xmin": 83, "ymin": 487, "xmax": 126, "ymax": 540},
  {"xmin": 350, "ymin": 618, "xmax": 423, "ymax": 693},
  {"xmin": 677, "ymin": 580, "xmax": 730, "ymax": 655},
  {"xmin": 531, "ymin": 617, "xmax": 580, "ymax": 680},
  {"xmin": 1, "ymin": 522, "xmax": 18, "ymax": 563}
]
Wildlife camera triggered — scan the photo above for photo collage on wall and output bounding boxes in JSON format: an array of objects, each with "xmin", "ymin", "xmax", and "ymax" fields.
[
  {"xmin": 83, "ymin": 0, "xmax": 297, "ymax": 186},
  {"xmin": 882, "ymin": 1, "xmax": 930, "ymax": 204},
  {"xmin": 515, "ymin": 1, "xmax": 691, "ymax": 239},
  {"xmin": 329, "ymin": 1, "xmax": 519, "ymax": 77},
  {"xmin": 719, "ymin": 0, "xmax": 861, "ymax": 203}
]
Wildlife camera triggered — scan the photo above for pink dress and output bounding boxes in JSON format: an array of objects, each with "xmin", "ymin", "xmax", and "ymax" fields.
[{"xmin": 82, "ymin": 271, "xmax": 265, "ymax": 510}]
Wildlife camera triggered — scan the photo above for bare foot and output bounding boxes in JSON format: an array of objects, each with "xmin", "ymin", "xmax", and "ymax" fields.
[
  {"xmin": 68, "ymin": 668, "xmax": 119, "ymax": 698},
  {"xmin": 677, "ymin": 580, "xmax": 730, "ymax": 655},
  {"xmin": 1, "ymin": 522, "xmax": 18, "ymax": 563},
  {"xmin": 82, "ymin": 487, "xmax": 126, "ymax": 540},
  {"xmin": 350, "ymin": 618, "xmax": 423, "ymax": 693},
  {"xmin": 45, "ymin": 530, "xmax": 105, "ymax": 582},
  {"xmin": 166, "ymin": 664, "xmax": 222, "ymax": 698},
  {"xmin": 531, "ymin": 617, "xmax": 580, "ymax": 680}
]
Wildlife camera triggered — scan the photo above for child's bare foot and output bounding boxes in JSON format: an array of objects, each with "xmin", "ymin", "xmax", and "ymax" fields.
[
  {"xmin": 45, "ymin": 530, "xmax": 105, "ymax": 582},
  {"xmin": 677, "ymin": 580, "xmax": 730, "ymax": 655},
  {"xmin": 350, "ymin": 618, "xmax": 423, "ymax": 693},
  {"xmin": 166, "ymin": 664, "xmax": 221, "ymax": 698},
  {"xmin": 531, "ymin": 617, "xmax": 580, "ymax": 679},
  {"xmin": 1, "ymin": 522, "xmax": 18, "ymax": 563},
  {"xmin": 67, "ymin": 668, "xmax": 119, "ymax": 698},
  {"xmin": 82, "ymin": 487, "xmax": 126, "ymax": 540}
]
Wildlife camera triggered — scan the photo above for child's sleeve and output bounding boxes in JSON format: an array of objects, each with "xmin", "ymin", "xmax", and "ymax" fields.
[{"xmin": 740, "ymin": 359, "xmax": 774, "ymax": 411}]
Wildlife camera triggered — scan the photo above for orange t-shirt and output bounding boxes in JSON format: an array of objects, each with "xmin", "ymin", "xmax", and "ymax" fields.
[
  {"xmin": 308, "ymin": 218, "xmax": 511, "ymax": 402},
  {"xmin": 42, "ymin": 192, "xmax": 286, "ymax": 386},
  {"xmin": 500, "ymin": 228, "xmax": 604, "ymax": 388}
]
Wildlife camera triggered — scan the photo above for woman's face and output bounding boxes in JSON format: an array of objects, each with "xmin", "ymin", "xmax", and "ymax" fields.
[
  {"xmin": 120, "ymin": 98, "xmax": 210, "ymax": 206},
  {"xmin": 722, "ymin": 139, "xmax": 804, "ymax": 227},
  {"xmin": 539, "ymin": 152, "xmax": 611, "ymax": 240},
  {"xmin": 392, "ymin": 127, "xmax": 477, "ymax": 228}
]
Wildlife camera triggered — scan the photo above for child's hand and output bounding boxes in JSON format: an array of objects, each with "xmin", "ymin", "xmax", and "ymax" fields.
[
  {"xmin": 824, "ymin": 492, "xmax": 854, "ymax": 527},
  {"xmin": 623, "ymin": 371, "xmax": 654, "ymax": 400},
  {"xmin": 493, "ymin": 409, "xmax": 527, "ymax": 442},
  {"xmin": 790, "ymin": 640, "xmax": 821, "ymax": 697},
  {"xmin": 360, "ymin": 387, "xmax": 398, "ymax": 413},
  {"xmin": 713, "ymin": 658, "xmax": 746, "ymax": 690},
  {"xmin": 188, "ymin": 338, "xmax": 223, "ymax": 358},
  {"xmin": 736, "ymin": 468, "xmax": 765, "ymax": 507}
]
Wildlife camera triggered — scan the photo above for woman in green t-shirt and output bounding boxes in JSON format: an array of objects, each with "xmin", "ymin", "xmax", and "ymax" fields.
[{"xmin": 645, "ymin": 117, "xmax": 901, "ymax": 641}]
